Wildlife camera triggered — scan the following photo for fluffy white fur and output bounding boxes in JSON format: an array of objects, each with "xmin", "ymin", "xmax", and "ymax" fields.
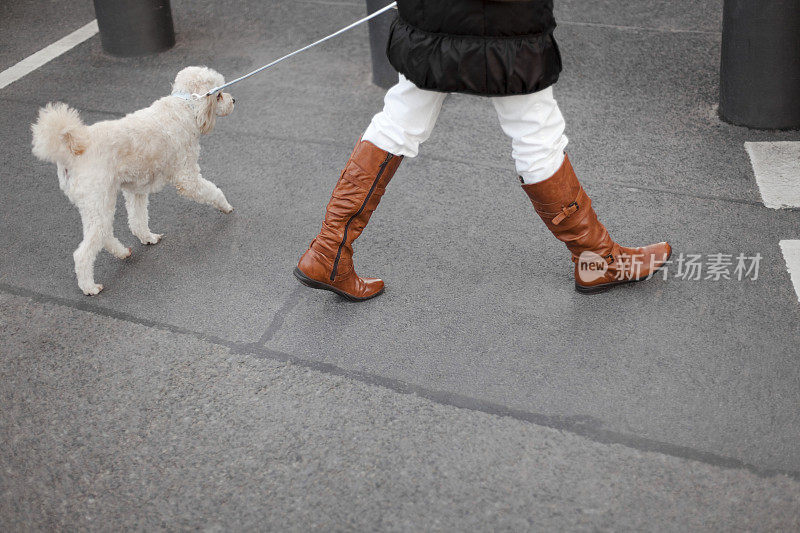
[{"xmin": 31, "ymin": 66, "xmax": 236, "ymax": 295}]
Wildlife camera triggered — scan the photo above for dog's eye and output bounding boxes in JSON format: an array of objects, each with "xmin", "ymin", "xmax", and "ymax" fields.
[{"xmin": 216, "ymin": 93, "xmax": 223, "ymax": 102}]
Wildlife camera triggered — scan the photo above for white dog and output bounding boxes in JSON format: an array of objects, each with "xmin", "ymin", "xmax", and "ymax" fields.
[{"xmin": 31, "ymin": 66, "xmax": 235, "ymax": 295}]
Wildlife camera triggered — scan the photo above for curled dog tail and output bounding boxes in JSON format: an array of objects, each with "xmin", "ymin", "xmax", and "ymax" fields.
[{"xmin": 31, "ymin": 102, "xmax": 88, "ymax": 165}]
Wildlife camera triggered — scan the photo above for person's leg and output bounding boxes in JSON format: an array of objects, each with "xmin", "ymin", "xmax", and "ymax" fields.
[
  {"xmin": 362, "ymin": 74, "xmax": 448, "ymax": 158},
  {"xmin": 493, "ymin": 87, "xmax": 671, "ymax": 293},
  {"xmin": 492, "ymin": 86, "xmax": 568, "ymax": 184},
  {"xmin": 295, "ymin": 75, "xmax": 447, "ymax": 301}
]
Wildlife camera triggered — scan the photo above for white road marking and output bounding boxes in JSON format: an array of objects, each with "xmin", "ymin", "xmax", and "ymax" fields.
[
  {"xmin": 779, "ymin": 240, "xmax": 800, "ymax": 303},
  {"xmin": 0, "ymin": 20, "xmax": 98, "ymax": 91},
  {"xmin": 745, "ymin": 141, "xmax": 800, "ymax": 209}
]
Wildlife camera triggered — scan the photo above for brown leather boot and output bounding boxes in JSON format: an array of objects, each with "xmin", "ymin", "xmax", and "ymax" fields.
[
  {"xmin": 522, "ymin": 155, "xmax": 671, "ymax": 294},
  {"xmin": 294, "ymin": 140, "xmax": 402, "ymax": 301}
]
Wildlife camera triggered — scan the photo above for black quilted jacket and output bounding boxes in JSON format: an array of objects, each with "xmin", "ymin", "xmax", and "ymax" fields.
[{"xmin": 386, "ymin": 0, "xmax": 562, "ymax": 96}]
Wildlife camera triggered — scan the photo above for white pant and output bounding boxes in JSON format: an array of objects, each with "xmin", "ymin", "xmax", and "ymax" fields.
[{"xmin": 363, "ymin": 74, "xmax": 569, "ymax": 184}]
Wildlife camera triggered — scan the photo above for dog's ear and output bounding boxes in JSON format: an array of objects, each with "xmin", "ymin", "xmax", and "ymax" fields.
[
  {"xmin": 62, "ymin": 130, "xmax": 86, "ymax": 155},
  {"xmin": 196, "ymin": 95, "xmax": 217, "ymax": 134}
]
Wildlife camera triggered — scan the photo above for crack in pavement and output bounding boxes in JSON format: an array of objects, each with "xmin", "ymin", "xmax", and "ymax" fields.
[
  {"xmin": 257, "ymin": 284, "xmax": 304, "ymax": 345},
  {"xmin": 2, "ymin": 281, "xmax": 798, "ymax": 481}
]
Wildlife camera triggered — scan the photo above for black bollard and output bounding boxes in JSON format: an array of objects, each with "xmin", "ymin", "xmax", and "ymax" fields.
[
  {"xmin": 93, "ymin": 0, "xmax": 176, "ymax": 57},
  {"xmin": 719, "ymin": 0, "xmax": 800, "ymax": 129},
  {"xmin": 365, "ymin": 0, "xmax": 398, "ymax": 89}
]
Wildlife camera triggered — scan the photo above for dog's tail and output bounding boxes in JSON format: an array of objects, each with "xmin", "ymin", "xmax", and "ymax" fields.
[{"xmin": 31, "ymin": 102, "xmax": 88, "ymax": 165}]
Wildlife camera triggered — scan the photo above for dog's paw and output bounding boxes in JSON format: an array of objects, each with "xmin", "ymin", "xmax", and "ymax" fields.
[
  {"xmin": 220, "ymin": 203, "xmax": 234, "ymax": 214},
  {"xmin": 81, "ymin": 283, "xmax": 103, "ymax": 296},
  {"xmin": 112, "ymin": 247, "xmax": 132, "ymax": 259},
  {"xmin": 139, "ymin": 233, "xmax": 163, "ymax": 245}
]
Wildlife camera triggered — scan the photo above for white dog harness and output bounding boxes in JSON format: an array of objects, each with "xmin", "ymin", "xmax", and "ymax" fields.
[{"xmin": 170, "ymin": 91, "xmax": 195, "ymax": 102}]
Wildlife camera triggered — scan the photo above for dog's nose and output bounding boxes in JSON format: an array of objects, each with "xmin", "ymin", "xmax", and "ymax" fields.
[{"xmin": 232, "ymin": 98, "xmax": 236, "ymax": 104}]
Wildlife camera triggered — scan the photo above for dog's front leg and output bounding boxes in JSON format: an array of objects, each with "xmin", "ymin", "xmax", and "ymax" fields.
[
  {"xmin": 123, "ymin": 190, "xmax": 162, "ymax": 244},
  {"xmin": 174, "ymin": 174, "xmax": 233, "ymax": 214},
  {"xmin": 104, "ymin": 237, "xmax": 132, "ymax": 259}
]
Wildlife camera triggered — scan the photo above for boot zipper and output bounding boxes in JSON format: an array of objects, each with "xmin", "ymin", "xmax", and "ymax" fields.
[{"xmin": 330, "ymin": 153, "xmax": 393, "ymax": 282}]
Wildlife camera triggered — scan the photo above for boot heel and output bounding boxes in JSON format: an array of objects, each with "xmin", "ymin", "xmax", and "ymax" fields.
[{"xmin": 293, "ymin": 267, "xmax": 328, "ymax": 290}]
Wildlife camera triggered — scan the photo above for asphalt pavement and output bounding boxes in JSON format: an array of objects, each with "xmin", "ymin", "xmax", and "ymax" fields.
[{"xmin": 2, "ymin": 0, "xmax": 800, "ymax": 529}]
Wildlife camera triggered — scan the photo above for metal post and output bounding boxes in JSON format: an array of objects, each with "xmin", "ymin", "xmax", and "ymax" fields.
[
  {"xmin": 365, "ymin": 0, "xmax": 398, "ymax": 89},
  {"xmin": 719, "ymin": 0, "xmax": 800, "ymax": 129},
  {"xmin": 93, "ymin": 0, "xmax": 176, "ymax": 57}
]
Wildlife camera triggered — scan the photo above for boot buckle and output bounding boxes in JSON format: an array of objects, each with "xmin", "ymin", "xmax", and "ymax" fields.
[{"xmin": 552, "ymin": 202, "xmax": 579, "ymax": 225}]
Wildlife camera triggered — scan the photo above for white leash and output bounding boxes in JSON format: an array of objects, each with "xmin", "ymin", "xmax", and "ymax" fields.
[{"xmin": 196, "ymin": 1, "xmax": 398, "ymax": 99}]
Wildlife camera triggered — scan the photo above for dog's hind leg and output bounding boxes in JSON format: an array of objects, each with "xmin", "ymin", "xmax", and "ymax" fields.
[
  {"xmin": 123, "ymin": 190, "xmax": 162, "ymax": 244},
  {"xmin": 74, "ymin": 201, "xmax": 115, "ymax": 296},
  {"xmin": 174, "ymin": 173, "xmax": 233, "ymax": 214}
]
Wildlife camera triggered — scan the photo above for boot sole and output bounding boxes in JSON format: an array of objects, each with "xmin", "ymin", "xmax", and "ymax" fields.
[
  {"xmin": 574, "ymin": 248, "xmax": 673, "ymax": 295},
  {"xmin": 293, "ymin": 267, "xmax": 384, "ymax": 302}
]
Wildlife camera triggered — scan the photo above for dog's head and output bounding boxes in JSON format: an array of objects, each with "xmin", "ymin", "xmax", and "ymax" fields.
[{"xmin": 172, "ymin": 66, "xmax": 235, "ymax": 134}]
